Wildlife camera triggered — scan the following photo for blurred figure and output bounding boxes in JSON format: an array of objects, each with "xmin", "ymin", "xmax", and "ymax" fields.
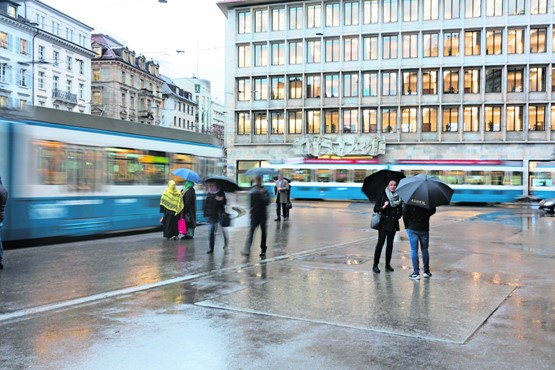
[
  {"xmin": 203, "ymin": 182, "xmax": 228, "ymax": 254},
  {"xmin": 181, "ymin": 180, "xmax": 197, "ymax": 239},
  {"xmin": 160, "ymin": 180, "xmax": 184, "ymax": 240},
  {"xmin": 242, "ymin": 176, "xmax": 271, "ymax": 257},
  {"xmin": 274, "ymin": 173, "xmax": 290, "ymax": 221},
  {"xmin": 0, "ymin": 176, "xmax": 8, "ymax": 270}
]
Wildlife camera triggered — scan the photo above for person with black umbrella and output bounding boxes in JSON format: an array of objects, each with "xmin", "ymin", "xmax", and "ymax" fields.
[{"xmin": 403, "ymin": 204, "xmax": 436, "ymax": 280}]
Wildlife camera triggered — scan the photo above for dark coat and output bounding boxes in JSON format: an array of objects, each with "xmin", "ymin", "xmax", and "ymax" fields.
[
  {"xmin": 403, "ymin": 204, "xmax": 436, "ymax": 231},
  {"xmin": 250, "ymin": 185, "xmax": 271, "ymax": 220},
  {"xmin": 182, "ymin": 187, "xmax": 197, "ymax": 228},
  {"xmin": 0, "ymin": 177, "xmax": 8, "ymax": 223},
  {"xmin": 373, "ymin": 191, "xmax": 402, "ymax": 232},
  {"xmin": 203, "ymin": 190, "xmax": 226, "ymax": 223}
]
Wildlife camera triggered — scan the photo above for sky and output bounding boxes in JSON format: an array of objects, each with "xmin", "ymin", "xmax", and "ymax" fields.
[{"xmin": 43, "ymin": 0, "xmax": 227, "ymax": 101}]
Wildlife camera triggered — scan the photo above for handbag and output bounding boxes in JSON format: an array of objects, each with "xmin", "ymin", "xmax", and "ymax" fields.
[
  {"xmin": 370, "ymin": 213, "xmax": 381, "ymax": 230},
  {"xmin": 286, "ymin": 202, "xmax": 292, "ymax": 209},
  {"xmin": 220, "ymin": 212, "xmax": 231, "ymax": 227},
  {"xmin": 178, "ymin": 216, "xmax": 187, "ymax": 234}
]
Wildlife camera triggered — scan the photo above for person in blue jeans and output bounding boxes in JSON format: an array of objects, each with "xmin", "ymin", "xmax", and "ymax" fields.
[
  {"xmin": 403, "ymin": 204, "xmax": 436, "ymax": 280},
  {"xmin": 0, "ymin": 175, "xmax": 8, "ymax": 270}
]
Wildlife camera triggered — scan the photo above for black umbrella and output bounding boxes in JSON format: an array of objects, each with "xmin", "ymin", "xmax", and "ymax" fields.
[
  {"xmin": 396, "ymin": 174, "xmax": 454, "ymax": 209},
  {"xmin": 361, "ymin": 170, "xmax": 406, "ymax": 202},
  {"xmin": 244, "ymin": 167, "xmax": 278, "ymax": 177},
  {"xmin": 204, "ymin": 175, "xmax": 240, "ymax": 193}
]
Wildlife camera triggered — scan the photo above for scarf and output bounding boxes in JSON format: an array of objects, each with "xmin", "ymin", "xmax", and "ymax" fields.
[
  {"xmin": 184, "ymin": 181, "xmax": 195, "ymax": 191},
  {"xmin": 385, "ymin": 187, "xmax": 402, "ymax": 207},
  {"xmin": 160, "ymin": 180, "xmax": 184, "ymax": 215}
]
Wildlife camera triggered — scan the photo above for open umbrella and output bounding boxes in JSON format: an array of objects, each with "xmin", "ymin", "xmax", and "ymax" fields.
[
  {"xmin": 244, "ymin": 167, "xmax": 278, "ymax": 177},
  {"xmin": 204, "ymin": 175, "xmax": 240, "ymax": 192},
  {"xmin": 172, "ymin": 168, "xmax": 202, "ymax": 183},
  {"xmin": 396, "ymin": 174, "xmax": 454, "ymax": 209},
  {"xmin": 361, "ymin": 170, "xmax": 406, "ymax": 202}
]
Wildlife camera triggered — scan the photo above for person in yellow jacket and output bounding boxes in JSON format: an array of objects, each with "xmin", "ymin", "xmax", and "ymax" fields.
[{"xmin": 160, "ymin": 180, "xmax": 184, "ymax": 240}]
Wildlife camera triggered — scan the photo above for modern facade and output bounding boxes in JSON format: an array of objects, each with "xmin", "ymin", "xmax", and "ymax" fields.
[
  {"xmin": 173, "ymin": 76, "xmax": 214, "ymax": 133},
  {"xmin": 160, "ymin": 75, "xmax": 197, "ymax": 131},
  {"xmin": 217, "ymin": 0, "xmax": 555, "ymax": 184},
  {"xmin": 91, "ymin": 34, "xmax": 164, "ymax": 124}
]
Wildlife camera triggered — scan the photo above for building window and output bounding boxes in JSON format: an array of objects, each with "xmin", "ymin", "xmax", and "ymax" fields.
[
  {"xmin": 465, "ymin": 0, "xmax": 481, "ymax": 18},
  {"xmin": 272, "ymin": 8, "xmax": 285, "ymax": 31},
  {"xmin": 238, "ymin": 11, "xmax": 251, "ymax": 34},
  {"xmin": 0, "ymin": 32, "xmax": 8, "ymax": 49},
  {"xmin": 254, "ymin": 43, "xmax": 268, "ymax": 66},
  {"xmin": 383, "ymin": 35, "xmax": 398, "ymax": 59},
  {"xmin": 66, "ymin": 56, "xmax": 72, "ymax": 71},
  {"xmin": 237, "ymin": 112, "xmax": 251, "ymax": 135},
  {"xmin": 464, "ymin": 68, "xmax": 480, "ymax": 93},
  {"xmin": 38, "ymin": 71, "xmax": 45, "ymax": 89},
  {"xmin": 383, "ymin": 0, "xmax": 398, "ymax": 23},
  {"xmin": 464, "ymin": 31, "xmax": 481, "ymax": 55},
  {"xmin": 403, "ymin": 71, "xmax": 418, "ymax": 95},
  {"xmin": 238, "ymin": 78, "xmax": 252, "ymax": 101},
  {"xmin": 92, "ymin": 91, "xmax": 102, "ymax": 105},
  {"xmin": 530, "ymin": 0, "xmax": 547, "ymax": 14},
  {"xmin": 551, "ymin": 67, "xmax": 555, "ymax": 92},
  {"xmin": 271, "ymin": 76, "xmax": 284, "ymax": 99},
  {"xmin": 343, "ymin": 73, "xmax": 359, "ymax": 97},
  {"xmin": 324, "ymin": 109, "xmax": 339, "ymax": 133},
  {"xmin": 253, "ymin": 77, "xmax": 268, "ymax": 100},
  {"xmin": 344, "ymin": 1, "xmax": 359, "ymax": 25},
  {"xmin": 307, "ymin": 40, "xmax": 321, "ymax": 63},
  {"xmin": 18, "ymin": 68, "xmax": 28, "ymax": 87},
  {"xmin": 78, "ymin": 60, "xmax": 84, "ymax": 74},
  {"xmin": 363, "ymin": 35, "xmax": 378, "ymax": 60},
  {"xmin": 363, "ymin": 0, "xmax": 379, "ymax": 24},
  {"xmin": 442, "ymin": 107, "xmax": 459, "ymax": 132},
  {"xmin": 289, "ymin": 40, "xmax": 303, "ymax": 64},
  {"xmin": 401, "ymin": 107, "xmax": 417, "ymax": 132},
  {"xmin": 486, "ymin": 0, "xmax": 503, "ymax": 16},
  {"xmin": 306, "ymin": 110, "xmax": 321, "ymax": 134},
  {"xmin": 422, "ymin": 107, "xmax": 438, "ymax": 132},
  {"xmin": 288, "ymin": 76, "xmax": 302, "ymax": 99},
  {"xmin": 270, "ymin": 111, "xmax": 285, "ymax": 134},
  {"xmin": 362, "ymin": 108, "xmax": 378, "ymax": 132},
  {"xmin": 288, "ymin": 111, "xmax": 302, "ymax": 134},
  {"xmin": 486, "ymin": 29, "xmax": 502, "ymax": 55},
  {"xmin": 343, "ymin": 109, "xmax": 358, "ymax": 133},
  {"xmin": 238, "ymin": 45, "xmax": 250, "ymax": 68},
  {"xmin": 444, "ymin": 31, "xmax": 459, "ymax": 56},
  {"xmin": 52, "ymin": 75, "xmax": 58, "ymax": 91},
  {"xmin": 325, "ymin": 38, "xmax": 340, "ymax": 62},
  {"xmin": 38, "ymin": 45, "xmax": 45, "ymax": 61},
  {"xmin": 484, "ymin": 105, "xmax": 501, "ymax": 131},
  {"xmin": 382, "ymin": 71, "xmax": 398, "ymax": 96},
  {"xmin": 271, "ymin": 42, "xmax": 285, "ymax": 65},
  {"xmin": 254, "ymin": 9, "xmax": 268, "ymax": 33},
  {"xmin": 362, "ymin": 72, "xmax": 378, "ymax": 96},
  {"xmin": 403, "ymin": 34, "xmax": 418, "ymax": 58},
  {"xmin": 306, "ymin": 74, "xmax": 321, "ymax": 98},
  {"xmin": 344, "ymin": 37, "xmax": 359, "ymax": 61},
  {"xmin": 422, "ymin": 70, "xmax": 438, "ymax": 94},
  {"xmin": 530, "ymin": 28, "xmax": 546, "ymax": 53},
  {"xmin": 253, "ymin": 112, "xmax": 267, "ymax": 135},
  {"xmin": 423, "ymin": 33, "xmax": 439, "ymax": 57},
  {"xmin": 485, "ymin": 67, "xmax": 502, "ymax": 92},
  {"xmin": 508, "ymin": 0, "xmax": 525, "ymax": 15},
  {"xmin": 443, "ymin": 69, "xmax": 459, "ymax": 93},
  {"xmin": 381, "ymin": 107, "xmax": 397, "ymax": 133},
  {"xmin": 528, "ymin": 105, "xmax": 545, "ymax": 131},
  {"xmin": 444, "ymin": 0, "xmax": 460, "ymax": 19},
  {"xmin": 325, "ymin": 3, "xmax": 340, "ymax": 27},
  {"xmin": 423, "ymin": 0, "xmax": 439, "ymax": 20},
  {"xmin": 79, "ymin": 83, "xmax": 84, "ymax": 100},
  {"xmin": 464, "ymin": 106, "xmax": 480, "ymax": 132},
  {"xmin": 324, "ymin": 74, "xmax": 339, "ymax": 97},
  {"xmin": 289, "ymin": 6, "xmax": 302, "ymax": 30},
  {"xmin": 508, "ymin": 28, "xmax": 524, "ymax": 54},
  {"xmin": 403, "ymin": 0, "xmax": 418, "ymax": 22},
  {"xmin": 307, "ymin": 4, "xmax": 322, "ymax": 28},
  {"xmin": 506, "ymin": 105, "xmax": 523, "ymax": 131},
  {"xmin": 529, "ymin": 66, "xmax": 546, "ymax": 92},
  {"xmin": 507, "ymin": 67, "xmax": 524, "ymax": 92},
  {"xmin": 53, "ymin": 51, "xmax": 59, "ymax": 66}
]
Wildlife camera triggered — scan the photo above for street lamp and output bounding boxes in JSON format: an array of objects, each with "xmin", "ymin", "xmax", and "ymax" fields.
[{"xmin": 159, "ymin": 0, "xmax": 168, "ymax": 3}]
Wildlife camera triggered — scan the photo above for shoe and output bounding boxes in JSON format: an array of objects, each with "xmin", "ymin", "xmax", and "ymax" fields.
[
  {"xmin": 409, "ymin": 272, "xmax": 420, "ymax": 280},
  {"xmin": 385, "ymin": 265, "xmax": 394, "ymax": 272},
  {"xmin": 240, "ymin": 251, "xmax": 250, "ymax": 256},
  {"xmin": 0, "ymin": 262, "xmax": 3, "ymax": 270},
  {"xmin": 223, "ymin": 244, "xmax": 228, "ymax": 250},
  {"xmin": 372, "ymin": 266, "xmax": 380, "ymax": 274},
  {"xmin": 274, "ymin": 218, "xmax": 281, "ymax": 221},
  {"xmin": 181, "ymin": 235, "xmax": 193, "ymax": 240},
  {"xmin": 207, "ymin": 249, "xmax": 214, "ymax": 254},
  {"xmin": 259, "ymin": 247, "xmax": 267, "ymax": 257},
  {"xmin": 284, "ymin": 217, "xmax": 288, "ymax": 221},
  {"xmin": 423, "ymin": 272, "xmax": 432, "ymax": 278}
]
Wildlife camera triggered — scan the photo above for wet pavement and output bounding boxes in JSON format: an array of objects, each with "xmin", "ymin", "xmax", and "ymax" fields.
[{"xmin": 0, "ymin": 194, "xmax": 554, "ymax": 369}]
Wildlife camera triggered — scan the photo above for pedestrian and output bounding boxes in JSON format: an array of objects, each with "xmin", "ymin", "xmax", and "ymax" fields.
[
  {"xmin": 0, "ymin": 175, "xmax": 8, "ymax": 270},
  {"xmin": 181, "ymin": 180, "xmax": 197, "ymax": 239},
  {"xmin": 372, "ymin": 179, "xmax": 403, "ymax": 273},
  {"xmin": 203, "ymin": 182, "xmax": 229, "ymax": 254},
  {"xmin": 274, "ymin": 173, "xmax": 290, "ymax": 221},
  {"xmin": 242, "ymin": 175, "xmax": 271, "ymax": 257},
  {"xmin": 160, "ymin": 180, "xmax": 184, "ymax": 240},
  {"xmin": 403, "ymin": 204, "xmax": 437, "ymax": 280}
]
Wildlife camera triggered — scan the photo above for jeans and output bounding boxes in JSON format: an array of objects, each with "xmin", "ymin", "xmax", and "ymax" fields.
[
  {"xmin": 209, "ymin": 221, "xmax": 228, "ymax": 250},
  {"xmin": 407, "ymin": 229, "xmax": 430, "ymax": 274},
  {"xmin": 0, "ymin": 221, "xmax": 3, "ymax": 263},
  {"xmin": 243, "ymin": 217, "xmax": 267, "ymax": 254}
]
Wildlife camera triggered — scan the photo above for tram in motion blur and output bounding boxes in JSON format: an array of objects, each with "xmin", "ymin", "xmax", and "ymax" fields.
[
  {"xmin": 0, "ymin": 107, "xmax": 223, "ymax": 243},
  {"xmin": 262, "ymin": 158, "xmax": 544, "ymax": 203}
]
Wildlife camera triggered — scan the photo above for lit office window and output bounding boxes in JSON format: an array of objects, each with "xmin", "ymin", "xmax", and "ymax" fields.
[
  {"xmin": 508, "ymin": 0, "xmax": 525, "ymax": 15},
  {"xmin": 343, "ymin": 109, "xmax": 358, "ymax": 133},
  {"xmin": 529, "ymin": 66, "xmax": 546, "ymax": 92},
  {"xmin": 254, "ymin": 9, "xmax": 268, "ymax": 32},
  {"xmin": 288, "ymin": 111, "xmax": 302, "ymax": 134},
  {"xmin": 381, "ymin": 107, "xmax": 397, "ymax": 133},
  {"xmin": 324, "ymin": 110, "xmax": 339, "ymax": 133},
  {"xmin": 443, "ymin": 69, "xmax": 459, "ymax": 94},
  {"xmin": 464, "ymin": 30, "xmax": 481, "ymax": 56},
  {"xmin": 552, "ymin": 107, "xmax": 555, "ymax": 131},
  {"xmin": 506, "ymin": 105, "xmax": 523, "ymax": 131},
  {"xmin": 289, "ymin": 6, "xmax": 302, "ymax": 30},
  {"xmin": 362, "ymin": 108, "xmax": 378, "ymax": 132},
  {"xmin": 444, "ymin": 31, "xmax": 459, "ymax": 56},
  {"xmin": 306, "ymin": 110, "xmax": 321, "ymax": 133},
  {"xmin": 324, "ymin": 73, "xmax": 339, "ymax": 97},
  {"xmin": 271, "ymin": 76, "xmax": 284, "ymax": 99},
  {"xmin": 530, "ymin": 0, "xmax": 547, "ymax": 14},
  {"xmin": 401, "ymin": 107, "xmax": 417, "ymax": 132},
  {"xmin": 238, "ymin": 45, "xmax": 251, "ymax": 68},
  {"xmin": 253, "ymin": 77, "xmax": 268, "ymax": 100},
  {"xmin": 383, "ymin": 35, "xmax": 398, "ymax": 59},
  {"xmin": 237, "ymin": 78, "xmax": 251, "ymax": 101},
  {"xmin": 363, "ymin": 0, "xmax": 379, "ymax": 24},
  {"xmin": 423, "ymin": 0, "xmax": 439, "ymax": 20},
  {"xmin": 464, "ymin": 106, "xmax": 480, "ymax": 132},
  {"xmin": 528, "ymin": 105, "xmax": 545, "ymax": 131},
  {"xmin": 507, "ymin": 67, "xmax": 524, "ymax": 92},
  {"xmin": 486, "ymin": 0, "xmax": 503, "ymax": 16},
  {"xmin": 254, "ymin": 112, "xmax": 267, "ymax": 135},
  {"xmin": 484, "ymin": 106, "xmax": 501, "ymax": 131},
  {"xmin": 254, "ymin": 43, "xmax": 268, "ymax": 66},
  {"xmin": 486, "ymin": 29, "xmax": 502, "ymax": 55},
  {"xmin": 289, "ymin": 40, "xmax": 303, "ymax": 64},
  {"xmin": 403, "ymin": 71, "xmax": 418, "ymax": 95},
  {"xmin": 238, "ymin": 11, "xmax": 251, "ymax": 34},
  {"xmin": 442, "ymin": 107, "xmax": 459, "ymax": 132},
  {"xmin": 307, "ymin": 40, "xmax": 321, "ymax": 63},
  {"xmin": 444, "ymin": 0, "xmax": 460, "ymax": 19},
  {"xmin": 344, "ymin": 37, "xmax": 359, "ymax": 61},
  {"xmin": 272, "ymin": 8, "xmax": 285, "ymax": 31},
  {"xmin": 306, "ymin": 74, "xmax": 321, "ymax": 98},
  {"xmin": 325, "ymin": 3, "xmax": 340, "ymax": 27},
  {"xmin": 270, "ymin": 111, "xmax": 285, "ymax": 134},
  {"xmin": 403, "ymin": 0, "xmax": 418, "ymax": 22},
  {"xmin": 325, "ymin": 38, "xmax": 340, "ymax": 62},
  {"xmin": 237, "ymin": 112, "xmax": 251, "ymax": 135},
  {"xmin": 306, "ymin": 4, "xmax": 322, "ymax": 28},
  {"xmin": 423, "ymin": 33, "xmax": 439, "ymax": 57},
  {"xmin": 362, "ymin": 72, "xmax": 378, "ymax": 96},
  {"xmin": 464, "ymin": 68, "xmax": 480, "ymax": 93},
  {"xmin": 382, "ymin": 71, "xmax": 398, "ymax": 96},
  {"xmin": 402, "ymin": 34, "xmax": 418, "ymax": 58},
  {"xmin": 343, "ymin": 73, "xmax": 359, "ymax": 97},
  {"xmin": 422, "ymin": 107, "xmax": 438, "ymax": 132},
  {"xmin": 465, "ymin": 0, "xmax": 481, "ymax": 18},
  {"xmin": 363, "ymin": 35, "xmax": 378, "ymax": 60},
  {"xmin": 422, "ymin": 70, "xmax": 438, "ymax": 94},
  {"xmin": 344, "ymin": 1, "xmax": 359, "ymax": 25},
  {"xmin": 288, "ymin": 76, "xmax": 302, "ymax": 99},
  {"xmin": 530, "ymin": 28, "xmax": 546, "ymax": 53},
  {"xmin": 383, "ymin": 0, "xmax": 398, "ymax": 23},
  {"xmin": 271, "ymin": 42, "xmax": 285, "ymax": 65},
  {"xmin": 485, "ymin": 67, "xmax": 502, "ymax": 92}
]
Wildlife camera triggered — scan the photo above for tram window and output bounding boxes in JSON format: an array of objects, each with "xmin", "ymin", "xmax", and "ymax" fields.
[
  {"xmin": 141, "ymin": 150, "xmax": 169, "ymax": 185},
  {"xmin": 172, "ymin": 153, "xmax": 196, "ymax": 184},
  {"xmin": 353, "ymin": 169, "xmax": 367, "ymax": 183},
  {"xmin": 440, "ymin": 170, "xmax": 464, "ymax": 185},
  {"xmin": 466, "ymin": 171, "xmax": 486, "ymax": 185},
  {"xmin": 292, "ymin": 168, "xmax": 311, "ymax": 182},
  {"xmin": 106, "ymin": 148, "xmax": 145, "ymax": 185},
  {"xmin": 490, "ymin": 171, "xmax": 504, "ymax": 185},
  {"xmin": 35, "ymin": 140, "xmax": 65, "ymax": 185},
  {"xmin": 336, "ymin": 169, "xmax": 349, "ymax": 182},
  {"xmin": 316, "ymin": 169, "xmax": 330, "ymax": 182},
  {"xmin": 279, "ymin": 168, "xmax": 296, "ymax": 180},
  {"xmin": 511, "ymin": 172, "xmax": 523, "ymax": 186}
]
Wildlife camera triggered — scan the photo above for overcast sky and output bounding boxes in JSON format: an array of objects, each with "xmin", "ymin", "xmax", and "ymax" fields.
[{"xmin": 43, "ymin": 0, "xmax": 227, "ymax": 100}]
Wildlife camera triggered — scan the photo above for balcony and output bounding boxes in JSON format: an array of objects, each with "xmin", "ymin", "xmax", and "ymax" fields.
[{"xmin": 52, "ymin": 88, "xmax": 77, "ymax": 105}]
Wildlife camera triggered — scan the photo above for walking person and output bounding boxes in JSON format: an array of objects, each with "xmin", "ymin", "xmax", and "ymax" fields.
[
  {"xmin": 181, "ymin": 180, "xmax": 197, "ymax": 239},
  {"xmin": 403, "ymin": 204, "xmax": 437, "ymax": 280},
  {"xmin": 242, "ymin": 175, "xmax": 271, "ymax": 257},
  {"xmin": 274, "ymin": 173, "xmax": 290, "ymax": 221},
  {"xmin": 203, "ymin": 182, "xmax": 229, "ymax": 254},
  {"xmin": 160, "ymin": 180, "xmax": 184, "ymax": 240},
  {"xmin": 372, "ymin": 179, "xmax": 403, "ymax": 273},
  {"xmin": 0, "ymin": 176, "xmax": 8, "ymax": 270}
]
